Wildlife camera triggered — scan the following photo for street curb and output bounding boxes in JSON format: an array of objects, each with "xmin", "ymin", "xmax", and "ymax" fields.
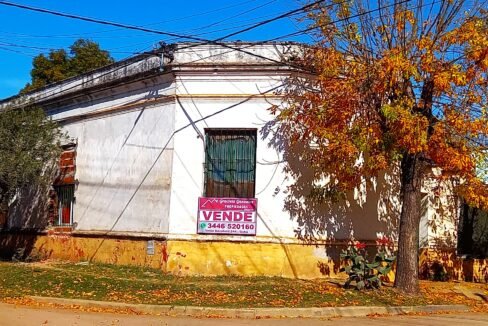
[{"xmin": 28, "ymin": 296, "xmax": 469, "ymax": 319}]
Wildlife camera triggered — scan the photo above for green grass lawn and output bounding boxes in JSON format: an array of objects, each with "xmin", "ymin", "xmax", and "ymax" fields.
[{"xmin": 0, "ymin": 261, "xmax": 478, "ymax": 308}]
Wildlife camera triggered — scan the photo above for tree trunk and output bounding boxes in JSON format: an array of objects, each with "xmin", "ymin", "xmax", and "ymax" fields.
[{"xmin": 395, "ymin": 153, "xmax": 423, "ymax": 294}]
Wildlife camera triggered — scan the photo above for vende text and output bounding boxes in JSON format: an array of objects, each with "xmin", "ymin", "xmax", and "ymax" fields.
[{"xmin": 200, "ymin": 211, "xmax": 254, "ymax": 222}]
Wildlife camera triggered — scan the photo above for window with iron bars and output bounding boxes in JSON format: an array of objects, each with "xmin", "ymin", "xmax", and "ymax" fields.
[
  {"xmin": 51, "ymin": 144, "xmax": 76, "ymax": 226},
  {"xmin": 204, "ymin": 129, "xmax": 257, "ymax": 198},
  {"xmin": 53, "ymin": 184, "xmax": 75, "ymax": 226}
]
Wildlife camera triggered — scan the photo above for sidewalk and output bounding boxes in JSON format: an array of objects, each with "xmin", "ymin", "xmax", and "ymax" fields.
[
  {"xmin": 1, "ymin": 301, "xmax": 487, "ymax": 326},
  {"xmin": 26, "ymin": 296, "xmax": 471, "ymax": 319}
]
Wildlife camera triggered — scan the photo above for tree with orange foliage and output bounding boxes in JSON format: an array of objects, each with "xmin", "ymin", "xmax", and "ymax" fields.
[{"xmin": 276, "ymin": 0, "xmax": 487, "ymax": 294}]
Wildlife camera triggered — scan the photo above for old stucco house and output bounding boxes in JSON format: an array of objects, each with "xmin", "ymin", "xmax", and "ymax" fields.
[{"xmin": 0, "ymin": 42, "xmax": 474, "ymax": 279}]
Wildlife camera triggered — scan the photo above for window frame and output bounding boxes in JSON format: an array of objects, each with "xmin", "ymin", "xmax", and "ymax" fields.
[
  {"xmin": 51, "ymin": 143, "xmax": 77, "ymax": 227},
  {"xmin": 53, "ymin": 184, "xmax": 75, "ymax": 226},
  {"xmin": 203, "ymin": 128, "xmax": 257, "ymax": 199}
]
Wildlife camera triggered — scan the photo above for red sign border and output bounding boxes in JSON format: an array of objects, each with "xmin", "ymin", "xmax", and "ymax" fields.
[{"xmin": 196, "ymin": 197, "xmax": 258, "ymax": 236}]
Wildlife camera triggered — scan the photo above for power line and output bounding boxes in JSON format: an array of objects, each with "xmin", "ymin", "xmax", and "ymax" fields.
[
  {"xmin": 173, "ymin": 0, "xmax": 412, "ymax": 71},
  {"xmin": 259, "ymin": 0, "xmax": 415, "ymax": 42},
  {"xmin": 0, "ymin": 10, "xmax": 295, "ymax": 55},
  {"xmin": 0, "ymin": 39, "xmax": 143, "ymax": 55},
  {"xmin": 0, "ymin": 0, "xmax": 266, "ymax": 40},
  {"xmin": 0, "ymin": 7, "xmax": 301, "ymax": 42},
  {"xmin": 2, "ymin": 0, "xmax": 421, "ymax": 106},
  {"xmin": 0, "ymin": 41, "xmax": 58, "ymax": 51},
  {"xmin": 0, "ymin": 0, "xmax": 325, "ymax": 75},
  {"xmin": 164, "ymin": 0, "xmax": 413, "ymax": 67},
  {"xmin": 131, "ymin": 0, "xmax": 265, "ymax": 28},
  {"xmin": 193, "ymin": 0, "xmax": 279, "ymax": 32},
  {"xmin": 0, "ymin": 3, "xmax": 296, "ymax": 42},
  {"xmin": 0, "ymin": 1, "xmax": 205, "ymax": 41},
  {"xmin": 0, "ymin": 0, "xmax": 405, "ymax": 57},
  {"xmin": 215, "ymin": 0, "xmax": 326, "ymax": 41},
  {"xmin": 0, "ymin": 45, "xmax": 35, "ymax": 57},
  {"xmin": 0, "ymin": 1, "xmax": 320, "ymax": 44}
]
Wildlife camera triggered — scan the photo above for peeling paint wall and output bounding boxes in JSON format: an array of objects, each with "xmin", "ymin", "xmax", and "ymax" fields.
[
  {"xmin": 0, "ymin": 233, "xmax": 168, "ymax": 270},
  {"xmin": 168, "ymin": 69, "xmax": 403, "ymax": 242},
  {"xmin": 64, "ymin": 104, "xmax": 174, "ymax": 233},
  {"xmin": 64, "ymin": 76, "xmax": 175, "ymax": 234},
  {"xmin": 7, "ymin": 73, "xmax": 176, "ymax": 234},
  {"xmin": 0, "ymin": 43, "xmax": 458, "ymax": 277}
]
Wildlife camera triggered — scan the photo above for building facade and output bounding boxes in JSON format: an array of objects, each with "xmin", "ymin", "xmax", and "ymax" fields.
[{"xmin": 0, "ymin": 43, "xmax": 465, "ymax": 279}]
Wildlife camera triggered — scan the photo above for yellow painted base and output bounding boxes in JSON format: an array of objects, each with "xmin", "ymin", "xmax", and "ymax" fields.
[
  {"xmin": 419, "ymin": 248, "xmax": 488, "ymax": 282},
  {"xmin": 0, "ymin": 233, "xmax": 167, "ymax": 270},
  {"xmin": 166, "ymin": 240, "xmax": 340, "ymax": 279},
  {"xmin": 3, "ymin": 233, "xmax": 485, "ymax": 282},
  {"xmin": 0, "ymin": 233, "xmax": 342, "ymax": 278}
]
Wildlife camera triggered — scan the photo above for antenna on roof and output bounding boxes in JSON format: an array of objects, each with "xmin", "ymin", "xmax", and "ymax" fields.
[{"xmin": 158, "ymin": 41, "xmax": 175, "ymax": 72}]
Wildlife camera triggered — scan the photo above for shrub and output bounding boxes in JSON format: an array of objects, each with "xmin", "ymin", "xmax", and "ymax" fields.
[{"xmin": 340, "ymin": 237, "xmax": 396, "ymax": 290}]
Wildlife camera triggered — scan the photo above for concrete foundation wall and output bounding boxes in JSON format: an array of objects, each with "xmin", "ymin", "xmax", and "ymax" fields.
[{"xmin": 3, "ymin": 233, "xmax": 486, "ymax": 282}]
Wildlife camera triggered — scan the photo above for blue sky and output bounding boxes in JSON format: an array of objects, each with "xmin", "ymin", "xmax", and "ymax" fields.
[{"xmin": 0, "ymin": 0, "xmax": 311, "ymax": 99}]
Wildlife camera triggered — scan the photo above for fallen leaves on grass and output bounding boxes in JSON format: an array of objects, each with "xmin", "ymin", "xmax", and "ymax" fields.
[{"xmin": 1, "ymin": 262, "xmax": 488, "ymax": 310}]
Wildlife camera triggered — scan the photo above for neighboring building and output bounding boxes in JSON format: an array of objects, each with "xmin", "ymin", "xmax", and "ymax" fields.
[{"xmin": 0, "ymin": 42, "xmax": 470, "ymax": 279}]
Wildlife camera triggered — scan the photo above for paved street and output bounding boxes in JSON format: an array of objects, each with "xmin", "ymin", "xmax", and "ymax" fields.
[{"xmin": 1, "ymin": 303, "xmax": 488, "ymax": 326}]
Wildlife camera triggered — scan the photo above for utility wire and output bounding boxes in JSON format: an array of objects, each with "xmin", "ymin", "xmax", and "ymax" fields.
[
  {"xmin": 127, "ymin": 0, "xmax": 264, "ymax": 28},
  {"xmin": 0, "ymin": 1, "xmax": 321, "ymax": 44},
  {"xmin": 0, "ymin": 0, "xmax": 408, "ymax": 57},
  {"xmin": 0, "ymin": 1, "xmax": 204, "ymax": 41},
  {"xmin": 171, "ymin": 0, "xmax": 412, "ymax": 70},
  {"xmin": 0, "ymin": 0, "xmax": 265, "ymax": 39},
  {"xmin": 214, "ymin": 0, "xmax": 326, "ymax": 41},
  {"xmin": 2, "ymin": 0, "xmax": 421, "ymax": 107},
  {"xmin": 0, "ymin": 5, "xmax": 298, "ymax": 42},
  {"xmin": 0, "ymin": 7, "xmax": 302, "ymax": 42},
  {"xmin": 258, "ymin": 0, "xmax": 414, "ymax": 42},
  {"xmin": 194, "ymin": 0, "xmax": 279, "ymax": 32},
  {"xmin": 0, "ymin": 0, "xmax": 327, "ymax": 76},
  {"xmin": 1, "ymin": 0, "xmax": 415, "ymax": 107},
  {"xmin": 0, "ymin": 45, "xmax": 35, "ymax": 57}
]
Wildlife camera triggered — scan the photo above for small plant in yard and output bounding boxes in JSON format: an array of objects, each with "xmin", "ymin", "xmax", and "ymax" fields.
[{"xmin": 340, "ymin": 236, "xmax": 396, "ymax": 290}]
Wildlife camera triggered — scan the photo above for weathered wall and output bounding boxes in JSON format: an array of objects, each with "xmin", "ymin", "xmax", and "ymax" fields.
[
  {"xmin": 0, "ymin": 44, "xmax": 455, "ymax": 278},
  {"xmin": 3, "ymin": 44, "xmax": 426, "ymax": 244},
  {"xmin": 421, "ymin": 174, "xmax": 460, "ymax": 249},
  {"xmin": 6, "ymin": 73, "xmax": 176, "ymax": 234},
  {"xmin": 168, "ymin": 69, "xmax": 402, "ymax": 243},
  {"xmin": 0, "ymin": 233, "xmax": 167, "ymax": 270},
  {"xmin": 63, "ymin": 104, "xmax": 174, "ymax": 233}
]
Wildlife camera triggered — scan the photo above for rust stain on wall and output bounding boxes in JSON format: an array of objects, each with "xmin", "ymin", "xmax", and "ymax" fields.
[
  {"xmin": 161, "ymin": 243, "xmax": 168, "ymax": 263},
  {"xmin": 0, "ymin": 234, "xmax": 168, "ymax": 270},
  {"xmin": 1, "ymin": 234, "xmax": 486, "ymax": 282}
]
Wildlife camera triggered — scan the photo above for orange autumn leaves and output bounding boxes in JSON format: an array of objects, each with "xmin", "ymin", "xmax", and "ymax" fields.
[{"xmin": 278, "ymin": 2, "xmax": 488, "ymax": 209}]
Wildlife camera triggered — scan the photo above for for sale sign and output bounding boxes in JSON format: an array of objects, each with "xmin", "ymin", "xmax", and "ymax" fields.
[{"xmin": 197, "ymin": 197, "xmax": 257, "ymax": 236}]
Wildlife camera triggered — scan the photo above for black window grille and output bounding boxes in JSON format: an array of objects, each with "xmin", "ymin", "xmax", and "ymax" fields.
[{"xmin": 204, "ymin": 129, "xmax": 257, "ymax": 198}]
